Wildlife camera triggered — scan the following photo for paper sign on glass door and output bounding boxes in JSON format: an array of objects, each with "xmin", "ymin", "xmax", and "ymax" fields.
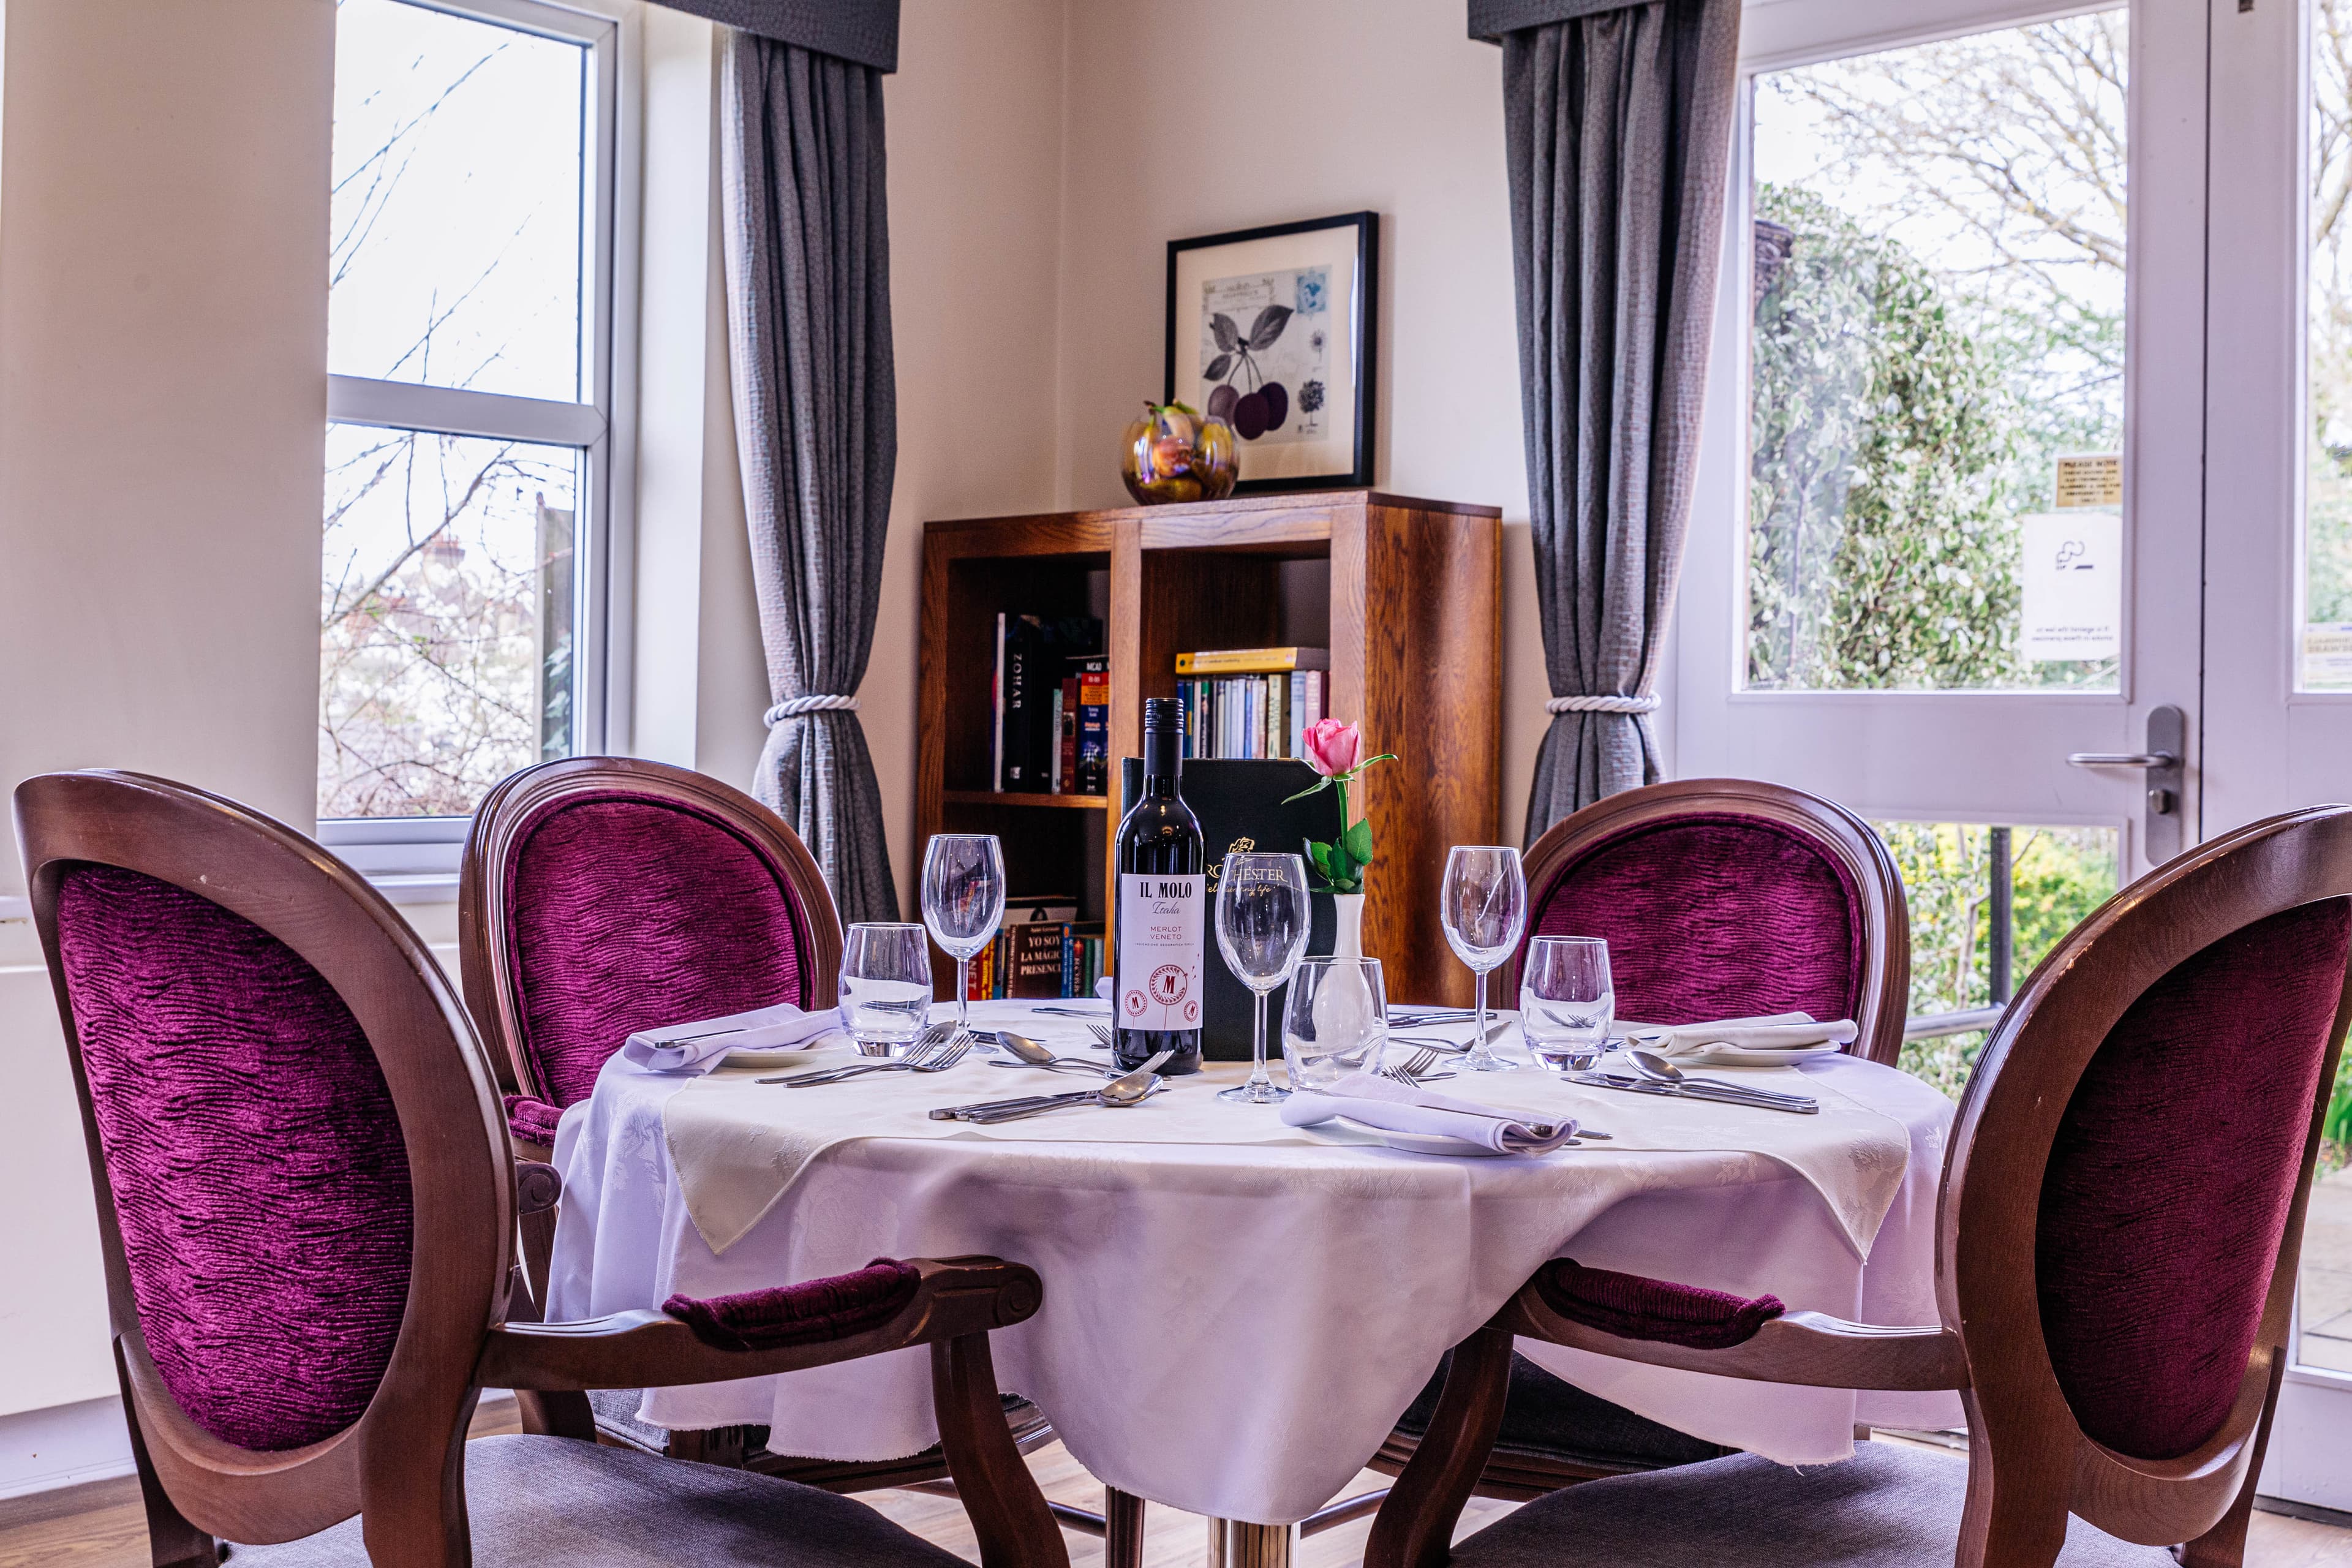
[{"xmin": 2020, "ymin": 513, "xmax": 2121, "ymax": 662}]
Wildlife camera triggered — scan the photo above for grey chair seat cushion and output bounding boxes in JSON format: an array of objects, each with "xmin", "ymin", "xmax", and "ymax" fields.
[
  {"xmin": 226, "ymin": 1434, "xmax": 968, "ymax": 1567},
  {"xmin": 1448, "ymin": 1444, "xmax": 2177, "ymax": 1568},
  {"xmin": 1396, "ymin": 1351, "xmax": 1732, "ymax": 1472}
]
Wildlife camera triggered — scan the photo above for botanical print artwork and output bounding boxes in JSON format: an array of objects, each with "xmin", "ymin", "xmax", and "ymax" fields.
[{"xmin": 1199, "ymin": 265, "xmax": 1331, "ymax": 447}]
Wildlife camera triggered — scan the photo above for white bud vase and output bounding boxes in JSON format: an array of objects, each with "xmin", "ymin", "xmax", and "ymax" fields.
[{"xmin": 1311, "ymin": 892, "xmax": 1379, "ymax": 1071}]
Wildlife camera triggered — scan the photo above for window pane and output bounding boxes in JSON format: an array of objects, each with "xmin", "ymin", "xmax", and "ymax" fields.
[
  {"xmin": 1748, "ymin": 15, "xmax": 2127, "ymax": 692},
  {"xmin": 320, "ymin": 423, "xmax": 578, "ymax": 819},
  {"xmin": 2307, "ymin": 4, "xmax": 2352, "ymax": 687},
  {"xmin": 1874, "ymin": 821, "xmax": 2119, "ymax": 1098},
  {"xmin": 330, "ymin": 0, "xmax": 586, "ymax": 402}
]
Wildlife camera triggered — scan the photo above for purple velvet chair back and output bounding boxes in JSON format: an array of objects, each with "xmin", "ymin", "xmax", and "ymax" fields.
[
  {"xmin": 1943, "ymin": 804, "xmax": 2352, "ymax": 1543},
  {"xmin": 462, "ymin": 759, "xmax": 845, "ymax": 1117},
  {"xmin": 51, "ymin": 864, "xmax": 413, "ymax": 1452},
  {"xmin": 17, "ymin": 771, "xmax": 512, "ymax": 1538},
  {"xmin": 1515, "ymin": 781, "xmax": 1909, "ymax": 1065},
  {"xmin": 2033, "ymin": 897, "xmax": 2350, "ymax": 1461}
]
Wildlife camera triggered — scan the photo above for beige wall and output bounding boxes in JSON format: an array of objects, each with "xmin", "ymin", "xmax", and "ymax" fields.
[
  {"xmin": 1053, "ymin": 0, "xmax": 1550, "ymax": 844},
  {"xmin": 0, "ymin": 0, "xmax": 336, "ymax": 1416}
]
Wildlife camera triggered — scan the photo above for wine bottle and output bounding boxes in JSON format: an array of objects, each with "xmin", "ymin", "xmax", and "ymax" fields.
[{"xmin": 1112, "ymin": 696, "xmax": 1205, "ymax": 1075}]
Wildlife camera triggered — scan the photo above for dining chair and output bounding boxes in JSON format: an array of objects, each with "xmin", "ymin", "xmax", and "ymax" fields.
[
  {"xmin": 1376, "ymin": 777, "xmax": 1912, "ymax": 1499},
  {"xmin": 13, "ymin": 769, "xmax": 1068, "ymax": 1568},
  {"xmin": 1365, "ymin": 802, "xmax": 2352, "ymax": 1568},
  {"xmin": 459, "ymin": 758, "xmax": 1118, "ymax": 1550}
]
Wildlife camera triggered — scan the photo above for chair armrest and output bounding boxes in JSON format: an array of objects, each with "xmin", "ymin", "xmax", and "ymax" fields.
[
  {"xmin": 514, "ymin": 1161, "xmax": 561, "ymax": 1216},
  {"xmin": 1498, "ymin": 1278, "xmax": 1969, "ymax": 1392},
  {"xmin": 475, "ymin": 1255, "xmax": 1042, "ymax": 1392}
]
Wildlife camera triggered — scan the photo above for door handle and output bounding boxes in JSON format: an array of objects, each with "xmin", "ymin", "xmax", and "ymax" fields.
[
  {"xmin": 2065, "ymin": 750, "xmax": 2178, "ymax": 768},
  {"xmin": 2067, "ymin": 706, "xmax": 2186, "ymax": 865}
]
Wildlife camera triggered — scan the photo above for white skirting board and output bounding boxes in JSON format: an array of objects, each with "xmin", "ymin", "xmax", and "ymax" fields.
[
  {"xmin": 0, "ymin": 1396, "xmax": 132, "ymax": 1501},
  {"xmin": 0, "ymin": 1391, "xmax": 521, "ymax": 1504}
]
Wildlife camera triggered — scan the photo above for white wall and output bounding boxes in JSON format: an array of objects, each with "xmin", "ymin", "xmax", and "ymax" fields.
[
  {"xmin": 1053, "ymin": 0, "xmax": 1551, "ymax": 844},
  {"xmin": 0, "ymin": 0, "xmax": 337, "ymax": 1427}
]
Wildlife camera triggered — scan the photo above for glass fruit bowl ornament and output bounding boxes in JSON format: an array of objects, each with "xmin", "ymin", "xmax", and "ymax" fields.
[{"xmin": 1121, "ymin": 401, "xmax": 1237, "ymax": 505}]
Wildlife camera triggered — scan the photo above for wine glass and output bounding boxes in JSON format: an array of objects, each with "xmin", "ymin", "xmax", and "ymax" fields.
[
  {"xmin": 838, "ymin": 924, "xmax": 932, "ymax": 1054},
  {"xmin": 921, "ymin": 834, "xmax": 1005, "ymax": 1035},
  {"xmin": 1520, "ymin": 937, "xmax": 1612, "ymax": 1074},
  {"xmin": 1439, "ymin": 845, "xmax": 1528, "ymax": 1072},
  {"xmin": 1214, "ymin": 853, "xmax": 1311, "ymax": 1104},
  {"xmin": 1281, "ymin": 957, "xmax": 1389, "ymax": 1090}
]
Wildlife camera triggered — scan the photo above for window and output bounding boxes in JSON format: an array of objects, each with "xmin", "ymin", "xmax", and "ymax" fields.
[
  {"xmin": 1743, "ymin": 13, "xmax": 2127, "ymax": 694},
  {"xmin": 320, "ymin": 0, "xmax": 620, "ymax": 866}
]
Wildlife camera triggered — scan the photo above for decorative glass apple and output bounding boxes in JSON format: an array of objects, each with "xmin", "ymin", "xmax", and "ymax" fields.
[{"xmin": 1120, "ymin": 401, "xmax": 1238, "ymax": 505}]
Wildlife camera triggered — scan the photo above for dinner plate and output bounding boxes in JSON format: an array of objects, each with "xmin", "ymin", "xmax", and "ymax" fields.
[{"xmin": 1333, "ymin": 1115, "xmax": 1509, "ymax": 1158}]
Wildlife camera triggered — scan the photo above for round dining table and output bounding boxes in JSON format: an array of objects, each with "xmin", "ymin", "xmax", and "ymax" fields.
[{"xmin": 546, "ymin": 999, "xmax": 1963, "ymax": 1562}]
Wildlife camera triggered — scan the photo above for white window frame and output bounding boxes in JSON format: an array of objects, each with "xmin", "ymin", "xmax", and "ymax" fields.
[{"xmin": 320, "ymin": 0, "xmax": 640, "ymax": 880}]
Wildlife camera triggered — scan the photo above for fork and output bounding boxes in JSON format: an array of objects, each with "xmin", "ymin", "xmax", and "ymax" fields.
[
  {"xmin": 763, "ymin": 1033, "xmax": 970, "ymax": 1086},
  {"xmin": 1087, "ymin": 1023, "xmax": 1113, "ymax": 1049},
  {"xmin": 1381, "ymin": 1047, "xmax": 1441, "ymax": 1085}
]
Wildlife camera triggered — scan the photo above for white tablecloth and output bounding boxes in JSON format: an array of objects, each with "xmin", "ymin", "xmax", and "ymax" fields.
[{"xmin": 547, "ymin": 1001, "xmax": 1963, "ymax": 1526}]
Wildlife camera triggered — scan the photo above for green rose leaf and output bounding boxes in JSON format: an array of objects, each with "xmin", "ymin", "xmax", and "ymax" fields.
[{"xmin": 1341, "ymin": 817, "xmax": 1375, "ymax": 866}]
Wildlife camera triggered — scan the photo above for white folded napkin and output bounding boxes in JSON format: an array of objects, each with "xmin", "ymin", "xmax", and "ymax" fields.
[
  {"xmin": 1623, "ymin": 1011, "xmax": 1858, "ymax": 1058},
  {"xmin": 1279, "ymin": 1071, "xmax": 1579, "ymax": 1155},
  {"xmin": 620, "ymin": 1002, "xmax": 848, "ymax": 1076}
]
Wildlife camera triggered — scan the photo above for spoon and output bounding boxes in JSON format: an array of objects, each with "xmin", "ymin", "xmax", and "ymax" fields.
[
  {"xmin": 1625, "ymin": 1049, "xmax": 1817, "ymax": 1109},
  {"xmin": 961, "ymin": 1050, "xmax": 1171, "ymax": 1123},
  {"xmin": 988, "ymin": 1030, "xmax": 1117, "ymax": 1077}
]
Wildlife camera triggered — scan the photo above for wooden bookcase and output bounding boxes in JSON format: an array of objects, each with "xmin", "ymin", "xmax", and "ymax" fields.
[{"xmin": 916, "ymin": 490, "xmax": 1502, "ymax": 1006}]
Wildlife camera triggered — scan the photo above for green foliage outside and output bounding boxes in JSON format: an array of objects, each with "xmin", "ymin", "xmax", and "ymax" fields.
[{"xmin": 1874, "ymin": 822, "xmax": 2118, "ymax": 1102}]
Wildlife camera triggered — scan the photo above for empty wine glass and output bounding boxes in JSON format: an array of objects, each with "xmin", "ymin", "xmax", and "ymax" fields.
[
  {"xmin": 1215, "ymin": 852, "xmax": 1311, "ymax": 1104},
  {"xmin": 1282, "ymin": 957, "xmax": 1389, "ymax": 1090},
  {"xmin": 921, "ymin": 834, "xmax": 1005, "ymax": 1035},
  {"xmin": 839, "ymin": 924, "xmax": 932, "ymax": 1054},
  {"xmin": 1520, "ymin": 937, "xmax": 1612, "ymax": 1074},
  {"xmin": 1439, "ymin": 845, "xmax": 1528, "ymax": 1072}
]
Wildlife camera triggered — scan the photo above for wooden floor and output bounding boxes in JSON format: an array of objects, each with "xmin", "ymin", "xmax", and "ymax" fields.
[{"xmin": 2, "ymin": 1405, "xmax": 2346, "ymax": 1568}]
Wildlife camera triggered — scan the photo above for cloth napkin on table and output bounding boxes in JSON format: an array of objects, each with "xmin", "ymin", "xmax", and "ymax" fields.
[
  {"xmin": 1280, "ymin": 1072, "xmax": 1579, "ymax": 1155},
  {"xmin": 1624, "ymin": 1012, "xmax": 1858, "ymax": 1059},
  {"xmin": 620, "ymin": 1002, "xmax": 846, "ymax": 1076}
]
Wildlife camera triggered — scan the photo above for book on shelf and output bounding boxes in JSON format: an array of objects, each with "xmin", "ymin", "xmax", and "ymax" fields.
[
  {"xmin": 1177, "ymin": 665, "xmax": 1324, "ymax": 761},
  {"xmin": 963, "ymin": 918, "xmax": 1104, "ymax": 1000},
  {"xmin": 1073, "ymin": 657, "xmax": 1109, "ymax": 795},
  {"xmin": 1174, "ymin": 646, "xmax": 1331, "ymax": 675},
  {"xmin": 993, "ymin": 614, "xmax": 1102, "ymax": 793}
]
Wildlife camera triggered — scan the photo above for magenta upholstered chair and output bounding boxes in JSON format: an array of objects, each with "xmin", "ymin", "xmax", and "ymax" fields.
[
  {"xmin": 1379, "ymin": 779, "xmax": 1911, "ymax": 1500},
  {"xmin": 1506, "ymin": 778, "xmax": 1910, "ymax": 1067},
  {"xmin": 459, "ymin": 756, "xmax": 844, "ymax": 1156},
  {"xmin": 14, "ymin": 770, "xmax": 1060, "ymax": 1568},
  {"xmin": 1371, "ymin": 805, "xmax": 2352, "ymax": 1568}
]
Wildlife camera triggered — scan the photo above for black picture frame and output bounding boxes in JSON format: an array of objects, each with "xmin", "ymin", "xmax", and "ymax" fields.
[{"xmin": 1164, "ymin": 211, "xmax": 1379, "ymax": 494}]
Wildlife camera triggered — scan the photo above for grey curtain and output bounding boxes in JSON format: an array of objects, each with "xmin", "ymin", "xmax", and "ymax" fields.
[
  {"xmin": 1500, "ymin": 0, "xmax": 1741, "ymax": 841},
  {"xmin": 652, "ymin": 1, "xmax": 896, "ymax": 72},
  {"xmin": 720, "ymin": 31, "xmax": 898, "ymax": 924}
]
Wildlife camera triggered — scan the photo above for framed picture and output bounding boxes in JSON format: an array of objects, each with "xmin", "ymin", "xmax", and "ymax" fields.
[{"xmin": 1165, "ymin": 211, "xmax": 1378, "ymax": 494}]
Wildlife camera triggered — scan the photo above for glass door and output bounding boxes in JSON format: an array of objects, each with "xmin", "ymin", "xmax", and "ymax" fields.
[
  {"xmin": 2199, "ymin": 0, "xmax": 2352, "ymax": 1512},
  {"xmin": 1677, "ymin": 0, "xmax": 2208, "ymax": 1093}
]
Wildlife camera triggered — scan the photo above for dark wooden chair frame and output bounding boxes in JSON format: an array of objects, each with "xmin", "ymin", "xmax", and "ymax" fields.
[
  {"xmin": 1360, "ymin": 778, "xmax": 1914, "ymax": 1508},
  {"xmin": 1366, "ymin": 804, "xmax": 2352, "ymax": 1568},
  {"xmin": 1501, "ymin": 777, "xmax": 1912, "ymax": 1067},
  {"xmin": 455, "ymin": 758, "xmax": 1133, "ymax": 1544},
  {"xmin": 17, "ymin": 770, "xmax": 1068, "ymax": 1568}
]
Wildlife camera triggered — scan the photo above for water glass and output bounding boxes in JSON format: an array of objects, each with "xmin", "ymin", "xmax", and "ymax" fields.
[
  {"xmin": 1215, "ymin": 852, "xmax": 1311, "ymax": 1105},
  {"xmin": 839, "ymin": 923, "xmax": 932, "ymax": 1053},
  {"xmin": 1520, "ymin": 936, "xmax": 1613, "ymax": 1074},
  {"xmin": 1281, "ymin": 956, "xmax": 1389, "ymax": 1091},
  {"xmin": 1439, "ymin": 845, "xmax": 1528, "ymax": 1072},
  {"xmin": 921, "ymin": 834, "xmax": 1006, "ymax": 1033}
]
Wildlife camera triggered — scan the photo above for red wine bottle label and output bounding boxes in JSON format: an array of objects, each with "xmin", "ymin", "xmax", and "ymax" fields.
[{"xmin": 1117, "ymin": 873, "xmax": 1205, "ymax": 1030}]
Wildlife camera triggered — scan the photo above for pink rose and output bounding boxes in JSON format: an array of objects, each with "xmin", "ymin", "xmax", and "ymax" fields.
[{"xmin": 1302, "ymin": 718, "xmax": 1365, "ymax": 778}]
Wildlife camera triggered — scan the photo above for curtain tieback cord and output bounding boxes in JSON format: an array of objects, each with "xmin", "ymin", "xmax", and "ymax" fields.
[
  {"xmin": 765, "ymin": 695, "xmax": 861, "ymax": 726},
  {"xmin": 1547, "ymin": 694, "xmax": 1659, "ymax": 715}
]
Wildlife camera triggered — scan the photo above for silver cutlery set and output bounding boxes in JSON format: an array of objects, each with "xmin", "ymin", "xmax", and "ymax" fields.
[{"xmin": 752, "ymin": 1012, "xmax": 1817, "ymax": 1121}]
